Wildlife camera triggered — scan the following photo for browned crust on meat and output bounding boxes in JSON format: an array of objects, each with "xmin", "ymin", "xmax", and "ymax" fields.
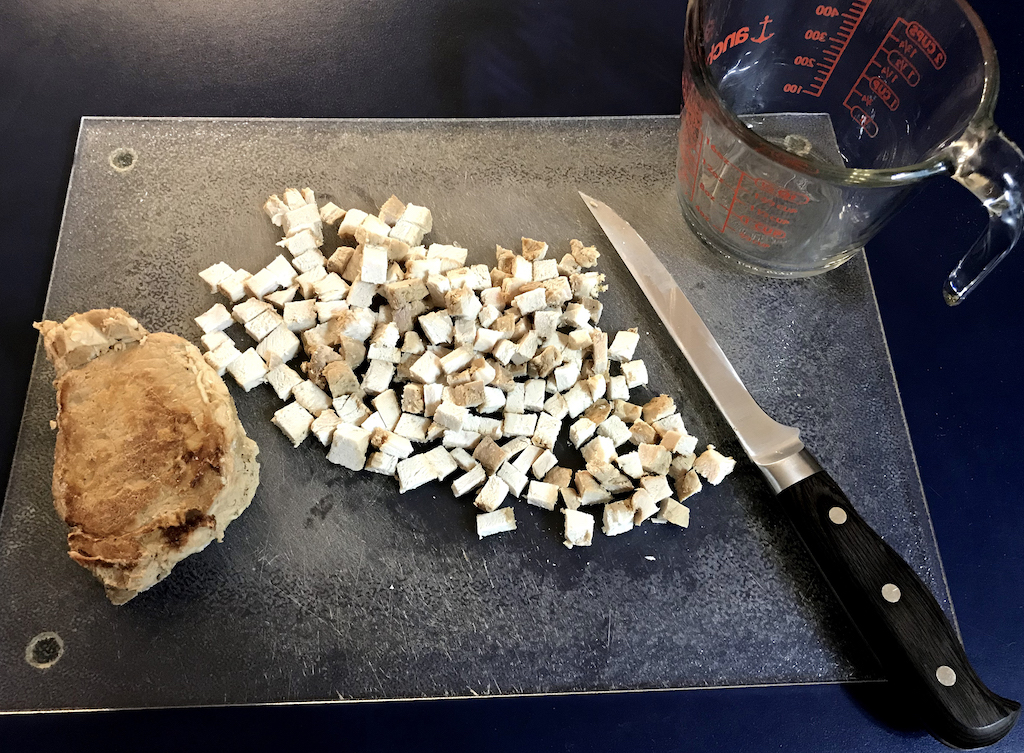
[{"xmin": 40, "ymin": 309, "xmax": 259, "ymax": 604}]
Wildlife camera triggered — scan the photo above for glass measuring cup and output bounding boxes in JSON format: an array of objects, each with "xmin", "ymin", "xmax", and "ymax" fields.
[{"xmin": 677, "ymin": 0, "xmax": 1024, "ymax": 303}]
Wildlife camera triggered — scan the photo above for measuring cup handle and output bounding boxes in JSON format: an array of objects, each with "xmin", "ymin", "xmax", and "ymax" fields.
[{"xmin": 945, "ymin": 125, "xmax": 1024, "ymax": 304}]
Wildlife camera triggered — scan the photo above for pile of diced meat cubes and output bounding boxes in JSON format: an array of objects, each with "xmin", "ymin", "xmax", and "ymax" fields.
[{"xmin": 194, "ymin": 187, "xmax": 735, "ymax": 547}]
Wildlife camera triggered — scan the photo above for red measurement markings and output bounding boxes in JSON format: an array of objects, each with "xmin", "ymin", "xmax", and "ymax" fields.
[
  {"xmin": 887, "ymin": 48, "xmax": 920, "ymax": 85},
  {"xmin": 907, "ymin": 21, "xmax": 946, "ymax": 68},
  {"xmin": 869, "ymin": 76, "xmax": 899, "ymax": 110},
  {"xmin": 843, "ymin": 18, "xmax": 934, "ymax": 137},
  {"xmin": 806, "ymin": 0, "xmax": 872, "ymax": 97},
  {"xmin": 677, "ymin": 96, "xmax": 706, "ymax": 202}
]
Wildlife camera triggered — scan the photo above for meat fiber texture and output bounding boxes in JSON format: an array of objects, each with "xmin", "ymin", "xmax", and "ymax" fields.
[{"xmin": 36, "ymin": 308, "xmax": 260, "ymax": 604}]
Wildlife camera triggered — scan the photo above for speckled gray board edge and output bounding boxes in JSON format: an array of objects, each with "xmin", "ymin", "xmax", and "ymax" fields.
[{"xmin": 0, "ymin": 116, "xmax": 951, "ymax": 711}]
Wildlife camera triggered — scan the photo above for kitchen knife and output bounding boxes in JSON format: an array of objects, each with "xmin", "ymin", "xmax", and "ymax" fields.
[{"xmin": 580, "ymin": 191, "xmax": 1019, "ymax": 750}]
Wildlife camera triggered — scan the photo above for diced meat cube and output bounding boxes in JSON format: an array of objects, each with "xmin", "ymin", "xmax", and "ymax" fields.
[
  {"xmin": 394, "ymin": 413, "xmax": 432, "ymax": 442},
  {"xmin": 264, "ymin": 285, "xmax": 298, "ymax": 310},
  {"xmin": 643, "ymin": 395, "xmax": 676, "ymax": 423},
  {"xmin": 217, "ymin": 269, "xmax": 252, "ymax": 303},
  {"xmin": 524, "ymin": 379, "xmax": 546, "ymax": 412},
  {"xmin": 512, "ymin": 286, "xmax": 547, "ymax": 316},
  {"xmin": 365, "ymin": 451, "xmax": 399, "ymax": 476},
  {"xmin": 360, "ymin": 244, "xmax": 389, "ymax": 285},
  {"xmin": 472, "ymin": 436, "xmax": 510, "ymax": 474},
  {"xmin": 676, "ymin": 469, "xmax": 702, "ymax": 500},
  {"xmin": 693, "ymin": 445, "xmax": 736, "ymax": 485},
  {"xmin": 201, "ymin": 331, "xmax": 231, "ymax": 352},
  {"xmin": 422, "ymin": 383, "xmax": 444, "ymax": 416},
  {"xmin": 452, "ymin": 464, "xmax": 487, "ymax": 498},
  {"xmin": 532, "ymin": 412, "xmax": 561, "ymax": 450},
  {"xmin": 423, "ymin": 446, "xmax": 459, "ymax": 481},
  {"xmin": 226, "ymin": 348, "xmax": 267, "ymax": 391},
  {"xmin": 543, "ymin": 392, "xmax": 569, "ymax": 420},
  {"xmin": 502, "ymin": 412, "xmax": 537, "ymax": 437},
  {"xmin": 266, "ymin": 362, "xmax": 303, "ymax": 400},
  {"xmin": 496, "ymin": 462, "xmax": 529, "ymax": 498},
  {"xmin": 440, "ymin": 346, "xmax": 474, "ymax": 375},
  {"xmin": 575, "ymin": 470, "xmax": 612, "ymax": 506},
  {"xmin": 442, "ymin": 430, "xmax": 481, "ymax": 450},
  {"xmin": 450, "ymin": 380, "xmax": 486, "ymax": 408},
  {"xmin": 327, "ymin": 424, "xmax": 372, "ymax": 471},
  {"xmin": 434, "ymin": 400, "xmax": 469, "ymax": 431},
  {"xmin": 477, "ymin": 507, "xmax": 516, "ymax": 538},
  {"xmin": 531, "ymin": 449, "xmax": 558, "ymax": 479},
  {"xmin": 322, "ymin": 361, "xmax": 360, "ymax": 398},
  {"xmin": 630, "ymin": 419, "xmax": 657, "ymax": 446},
  {"xmin": 652, "ymin": 413, "xmax": 686, "ymax": 437},
  {"xmin": 409, "ymin": 351, "xmax": 443, "ymax": 383},
  {"xmin": 613, "ymin": 400, "xmax": 642, "ymax": 423},
  {"xmin": 628, "ymin": 488, "xmax": 660, "ymax": 525},
  {"xmin": 419, "ymin": 310, "xmax": 454, "ymax": 345},
  {"xmin": 284, "ymin": 299, "xmax": 318, "ymax": 332},
  {"xmin": 396, "ymin": 453, "xmax": 436, "ymax": 492},
  {"xmin": 607, "ymin": 375, "xmax": 629, "ymax": 401},
  {"xmin": 661, "ymin": 430, "xmax": 698, "ymax": 455},
  {"xmin": 638, "ymin": 443, "xmax": 672, "ymax": 475},
  {"xmin": 256, "ymin": 323, "xmax": 301, "ymax": 366},
  {"xmin": 640, "ymin": 475, "xmax": 672, "ymax": 502},
  {"xmin": 615, "ymin": 450, "xmax": 644, "ymax": 480},
  {"xmin": 563, "ymin": 382, "xmax": 594, "ymax": 418},
  {"xmin": 562, "ymin": 508, "xmax": 594, "ymax": 548},
  {"xmin": 234, "ymin": 299, "xmax": 273, "ymax": 326},
  {"xmin": 584, "ymin": 400, "xmax": 612, "ymax": 424},
  {"xmin": 597, "ymin": 415, "xmax": 631, "ymax": 447},
  {"xmin": 621, "ymin": 359, "xmax": 649, "ymax": 388},
  {"xmin": 526, "ymin": 481, "xmax": 559, "ymax": 511},
  {"xmin": 570, "ymin": 238, "xmax": 600, "ymax": 268},
  {"xmin": 450, "ymin": 447, "xmax": 478, "ymax": 472},
  {"xmin": 199, "ymin": 262, "xmax": 235, "ymax": 293},
  {"xmin": 292, "ymin": 379, "xmax": 332, "ymax": 416},
  {"xmin": 569, "ymin": 417, "xmax": 597, "ymax": 448},
  {"xmin": 478, "ymin": 386, "xmax": 506, "ymax": 414},
  {"xmin": 244, "ymin": 309, "xmax": 285, "ymax": 342},
  {"xmin": 272, "ymin": 402, "xmax": 314, "ymax": 447},
  {"xmin": 544, "ymin": 466, "xmax": 573, "ymax": 489},
  {"xmin": 194, "ymin": 303, "xmax": 233, "ymax": 334},
  {"xmin": 244, "ymin": 268, "xmax": 281, "ymax": 299},
  {"xmin": 310, "ymin": 409, "xmax": 342, "ymax": 446},
  {"xmin": 658, "ymin": 499, "xmax": 691, "ymax": 528},
  {"xmin": 580, "ymin": 435, "xmax": 616, "ymax": 466},
  {"xmin": 333, "ymin": 394, "xmax": 371, "ymax": 426},
  {"xmin": 511, "ymin": 444, "xmax": 544, "ymax": 475},
  {"xmin": 371, "ymin": 389, "xmax": 402, "ymax": 430},
  {"xmin": 474, "ymin": 476, "xmax": 510, "ymax": 513},
  {"xmin": 532, "ymin": 259, "xmax": 558, "ymax": 282},
  {"xmin": 608, "ymin": 329, "xmax": 640, "ymax": 362},
  {"xmin": 602, "ymin": 501, "xmax": 634, "ymax": 536}
]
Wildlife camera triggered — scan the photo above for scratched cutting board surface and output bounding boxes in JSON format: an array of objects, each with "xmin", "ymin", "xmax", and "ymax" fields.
[{"xmin": 0, "ymin": 117, "xmax": 953, "ymax": 711}]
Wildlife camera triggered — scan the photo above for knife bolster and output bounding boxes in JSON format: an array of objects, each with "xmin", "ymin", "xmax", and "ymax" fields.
[{"xmin": 757, "ymin": 449, "xmax": 822, "ymax": 493}]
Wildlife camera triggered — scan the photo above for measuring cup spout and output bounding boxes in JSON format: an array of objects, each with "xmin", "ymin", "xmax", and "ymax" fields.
[{"xmin": 944, "ymin": 125, "xmax": 1024, "ymax": 304}]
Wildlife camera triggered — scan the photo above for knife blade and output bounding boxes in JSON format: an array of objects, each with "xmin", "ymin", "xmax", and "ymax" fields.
[{"xmin": 580, "ymin": 191, "xmax": 1019, "ymax": 750}]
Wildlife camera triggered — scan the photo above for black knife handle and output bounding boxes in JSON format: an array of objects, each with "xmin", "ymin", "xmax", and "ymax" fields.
[{"xmin": 776, "ymin": 469, "xmax": 1019, "ymax": 749}]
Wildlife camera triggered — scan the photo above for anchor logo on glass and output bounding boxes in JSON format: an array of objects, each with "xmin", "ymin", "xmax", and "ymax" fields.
[{"xmin": 706, "ymin": 15, "xmax": 775, "ymax": 64}]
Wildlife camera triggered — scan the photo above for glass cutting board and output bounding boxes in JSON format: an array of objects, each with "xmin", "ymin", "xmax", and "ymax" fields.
[{"xmin": 0, "ymin": 117, "xmax": 954, "ymax": 710}]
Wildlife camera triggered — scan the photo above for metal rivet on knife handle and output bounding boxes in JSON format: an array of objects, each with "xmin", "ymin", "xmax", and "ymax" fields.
[
  {"xmin": 828, "ymin": 506, "xmax": 848, "ymax": 525},
  {"xmin": 937, "ymin": 666, "xmax": 958, "ymax": 687},
  {"xmin": 881, "ymin": 583, "xmax": 902, "ymax": 603}
]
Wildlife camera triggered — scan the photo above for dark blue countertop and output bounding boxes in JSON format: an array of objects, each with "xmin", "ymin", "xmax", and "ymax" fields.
[{"xmin": 1, "ymin": 1, "xmax": 1021, "ymax": 750}]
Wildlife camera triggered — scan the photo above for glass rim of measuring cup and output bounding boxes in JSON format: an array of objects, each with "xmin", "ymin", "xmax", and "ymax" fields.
[{"xmin": 685, "ymin": 0, "xmax": 1000, "ymax": 188}]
